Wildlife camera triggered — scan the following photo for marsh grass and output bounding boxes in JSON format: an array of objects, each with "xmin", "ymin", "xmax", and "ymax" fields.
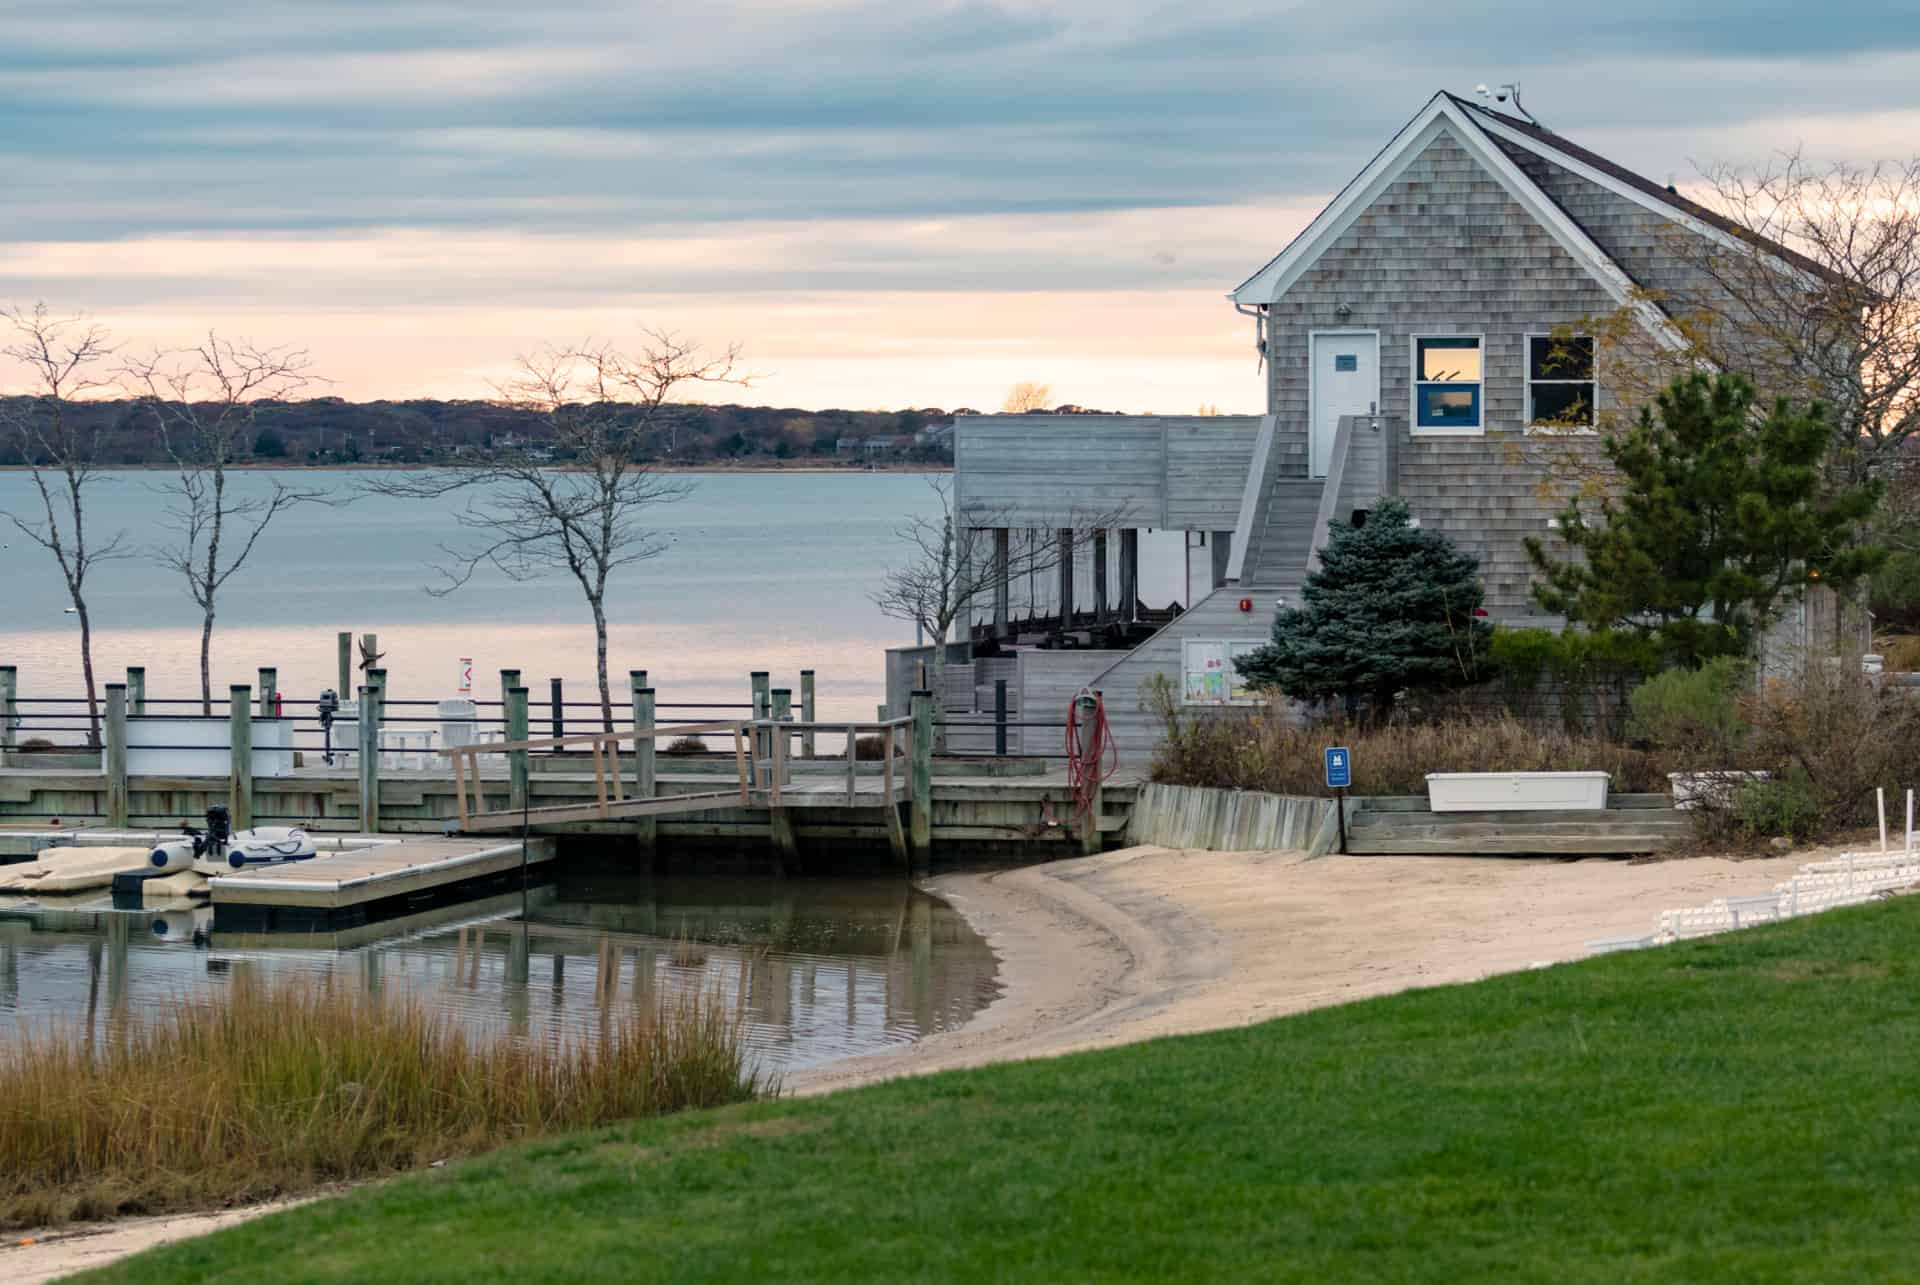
[{"xmin": 0, "ymin": 970, "xmax": 762, "ymax": 1229}]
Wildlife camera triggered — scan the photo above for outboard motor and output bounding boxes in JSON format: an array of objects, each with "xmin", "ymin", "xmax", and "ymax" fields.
[
  {"xmin": 318, "ymin": 688, "xmax": 340, "ymax": 765},
  {"xmin": 204, "ymin": 804, "xmax": 232, "ymax": 863}
]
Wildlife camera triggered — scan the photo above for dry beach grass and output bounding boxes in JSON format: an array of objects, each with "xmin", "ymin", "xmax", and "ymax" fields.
[{"xmin": 0, "ymin": 970, "xmax": 761, "ymax": 1229}]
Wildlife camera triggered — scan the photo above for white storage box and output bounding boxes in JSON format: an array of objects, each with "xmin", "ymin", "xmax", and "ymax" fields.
[{"xmin": 1426, "ymin": 771, "xmax": 1610, "ymax": 812}]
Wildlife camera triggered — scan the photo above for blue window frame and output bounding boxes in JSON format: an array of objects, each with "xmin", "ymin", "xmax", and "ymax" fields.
[{"xmin": 1413, "ymin": 336, "xmax": 1483, "ymax": 432}]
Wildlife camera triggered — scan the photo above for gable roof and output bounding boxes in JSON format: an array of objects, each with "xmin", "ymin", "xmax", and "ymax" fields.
[
  {"xmin": 1229, "ymin": 94, "xmax": 1661, "ymax": 329},
  {"xmin": 1443, "ymin": 93, "xmax": 1844, "ymax": 286},
  {"xmin": 1229, "ymin": 92, "xmax": 1838, "ymax": 341}
]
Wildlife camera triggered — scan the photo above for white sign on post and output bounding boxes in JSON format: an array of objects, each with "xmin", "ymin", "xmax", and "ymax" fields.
[{"xmin": 458, "ymin": 657, "xmax": 473, "ymax": 694}]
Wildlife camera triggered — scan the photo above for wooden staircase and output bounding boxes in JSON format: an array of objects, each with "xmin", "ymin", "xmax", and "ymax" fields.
[{"xmin": 1345, "ymin": 793, "xmax": 1693, "ymax": 856}]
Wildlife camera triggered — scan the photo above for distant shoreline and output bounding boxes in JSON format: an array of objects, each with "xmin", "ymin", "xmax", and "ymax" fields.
[{"xmin": 0, "ymin": 461, "xmax": 954, "ymax": 474}]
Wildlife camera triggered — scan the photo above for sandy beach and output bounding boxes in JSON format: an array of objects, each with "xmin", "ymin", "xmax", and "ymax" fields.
[{"xmin": 4, "ymin": 844, "xmax": 1815, "ymax": 1282}]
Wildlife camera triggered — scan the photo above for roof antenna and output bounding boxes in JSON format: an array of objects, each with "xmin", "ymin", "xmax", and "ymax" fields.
[{"xmin": 1474, "ymin": 81, "xmax": 1542, "ymax": 128}]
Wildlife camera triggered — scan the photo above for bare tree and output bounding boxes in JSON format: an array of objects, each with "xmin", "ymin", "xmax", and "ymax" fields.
[
  {"xmin": 871, "ymin": 475, "xmax": 1125, "ymax": 732},
  {"xmin": 0, "ymin": 304, "xmax": 129, "ymax": 746},
  {"xmin": 122, "ymin": 334, "xmax": 327, "ymax": 713},
  {"xmin": 1575, "ymin": 153, "xmax": 1920, "ymax": 492},
  {"xmin": 366, "ymin": 331, "xmax": 744, "ymax": 730},
  {"xmin": 1002, "ymin": 382, "xmax": 1052, "ymax": 414}
]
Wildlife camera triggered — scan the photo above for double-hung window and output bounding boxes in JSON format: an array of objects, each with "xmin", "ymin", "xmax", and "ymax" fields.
[
  {"xmin": 1527, "ymin": 334, "xmax": 1596, "ymax": 431},
  {"xmin": 1413, "ymin": 336, "xmax": 1483, "ymax": 432}
]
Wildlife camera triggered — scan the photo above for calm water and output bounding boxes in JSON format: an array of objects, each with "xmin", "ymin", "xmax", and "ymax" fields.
[
  {"xmin": 0, "ymin": 869, "xmax": 1000, "ymax": 1075},
  {"xmin": 0, "ymin": 469, "xmax": 1187, "ymax": 726}
]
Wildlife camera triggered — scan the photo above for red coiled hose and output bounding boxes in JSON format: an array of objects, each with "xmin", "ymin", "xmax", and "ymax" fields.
[{"xmin": 1065, "ymin": 690, "xmax": 1119, "ymax": 826}]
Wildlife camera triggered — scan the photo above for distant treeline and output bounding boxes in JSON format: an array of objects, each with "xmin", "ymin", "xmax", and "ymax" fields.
[{"xmin": 0, "ymin": 397, "xmax": 973, "ymax": 467}]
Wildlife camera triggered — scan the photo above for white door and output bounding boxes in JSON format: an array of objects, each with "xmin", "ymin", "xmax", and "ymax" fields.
[{"xmin": 1309, "ymin": 333, "xmax": 1378, "ymax": 479}]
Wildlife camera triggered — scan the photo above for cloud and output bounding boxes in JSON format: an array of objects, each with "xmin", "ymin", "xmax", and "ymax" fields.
[{"xmin": 3, "ymin": 1, "xmax": 1919, "ymax": 409}]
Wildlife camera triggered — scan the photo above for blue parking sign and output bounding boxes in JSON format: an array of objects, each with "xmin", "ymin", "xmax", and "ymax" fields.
[{"xmin": 1325, "ymin": 746, "xmax": 1351, "ymax": 789}]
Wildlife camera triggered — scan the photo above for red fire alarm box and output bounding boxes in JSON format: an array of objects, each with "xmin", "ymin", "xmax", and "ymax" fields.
[{"xmin": 1237, "ymin": 597, "xmax": 1253, "ymax": 613}]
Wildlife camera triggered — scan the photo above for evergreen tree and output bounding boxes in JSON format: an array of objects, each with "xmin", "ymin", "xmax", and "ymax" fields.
[
  {"xmin": 1235, "ymin": 498, "xmax": 1492, "ymax": 722},
  {"xmin": 1525, "ymin": 372, "xmax": 1883, "ymax": 667}
]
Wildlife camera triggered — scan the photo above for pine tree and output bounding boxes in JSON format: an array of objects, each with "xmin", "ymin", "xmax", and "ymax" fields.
[
  {"xmin": 1235, "ymin": 498, "xmax": 1492, "ymax": 722},
  {"xmin": 1525, "ymin": 372, "xmax": 1883, "ymax": 667}
]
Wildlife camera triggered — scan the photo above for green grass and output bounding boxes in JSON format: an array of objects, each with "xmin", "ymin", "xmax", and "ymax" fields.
[{"xmin": 87, "ymin": 896, "xmax": 1920, "ymax": 1282}]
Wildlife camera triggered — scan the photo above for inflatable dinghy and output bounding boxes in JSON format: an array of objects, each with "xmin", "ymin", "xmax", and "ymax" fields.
[{"xmin": 185, "ymin": 826, "xmax": 317, "ymax": 875}]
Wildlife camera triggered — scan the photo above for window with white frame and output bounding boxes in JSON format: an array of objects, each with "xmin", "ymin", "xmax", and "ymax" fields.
[
  {"xmin": 1181, "ymin": 639, "xmax": 1268, "ymax": 706},
  {"xmin": 1526, "ymin": 334, "xmax": 1596, "ymax": 430},
  {"xmin": 1412, "ymin": 336, "xmax": 1483, "ymax": 432}
]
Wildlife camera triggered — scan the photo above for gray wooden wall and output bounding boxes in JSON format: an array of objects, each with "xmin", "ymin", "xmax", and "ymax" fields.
[{"xmin": 954, "ymin": 416, "xmax": 1260, "ymax": 531}]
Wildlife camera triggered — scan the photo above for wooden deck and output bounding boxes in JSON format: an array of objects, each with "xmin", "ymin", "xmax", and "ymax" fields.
[
  {"xmin": 1345, "ymin": 794, "xmax": 1693, "ymax": 856},
  {"xmin": 210, "ymin": 835, "xmax": 557, "ymax": 911}
]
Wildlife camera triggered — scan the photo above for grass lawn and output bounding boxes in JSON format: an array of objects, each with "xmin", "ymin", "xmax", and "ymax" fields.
[{"xmin": 87, "ymin": 895, "xmax": 1920, "ymax": 1282}]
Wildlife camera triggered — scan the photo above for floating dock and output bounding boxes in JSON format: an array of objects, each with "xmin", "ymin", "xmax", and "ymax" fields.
[{"xmin": 210, "ymin": 835, "xmax": 557, "ymax": 931}]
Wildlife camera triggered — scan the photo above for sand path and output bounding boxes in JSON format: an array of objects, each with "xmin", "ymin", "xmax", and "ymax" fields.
[{"xmin": 5, "ymin": 845, "xmax": 1813, "ymax": 1281}]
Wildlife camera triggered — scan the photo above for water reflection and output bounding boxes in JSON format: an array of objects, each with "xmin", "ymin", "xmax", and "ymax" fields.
[{"xmin": 0, "ymin": 871, "xmax": 1000, "ymax": 1075}]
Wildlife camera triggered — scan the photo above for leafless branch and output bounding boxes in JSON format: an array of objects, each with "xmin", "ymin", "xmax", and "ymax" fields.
[{"xmin": 364, "ymin": 330, "xmax": 746, "ymax": 728}]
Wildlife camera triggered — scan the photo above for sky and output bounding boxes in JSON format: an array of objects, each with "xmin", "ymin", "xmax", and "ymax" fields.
[{"xmin": 4, "ymin": 1, "xmax": 1920, "ymax": 414}]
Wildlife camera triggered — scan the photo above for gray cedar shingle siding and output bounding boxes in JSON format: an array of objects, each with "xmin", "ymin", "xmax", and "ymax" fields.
[{"xmin": 1259, "ymin": 128, "xmax": 1622, "ymax": 616}]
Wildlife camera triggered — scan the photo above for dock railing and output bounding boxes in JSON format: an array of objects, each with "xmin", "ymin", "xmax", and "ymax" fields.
[{"xmin": 443, "ymin": 715, "xmax": 922, "ymax": 832}]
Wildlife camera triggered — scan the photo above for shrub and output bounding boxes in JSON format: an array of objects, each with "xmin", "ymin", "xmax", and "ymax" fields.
[
  {"xmin": 1875, "ymin": 633, "xmax": 1920, "ymax": 672},
  {"xmin": 1146, "ymin": 675, "xmax": 1672, "ymax": 795},
  {"xmin": 1731, "ymin": 771, "xmax": 1824, "ymax": 844},
  {"xmin": 663, "ymin": 736, "xmax": 710, "ymax": 755},
  {"xmin": 1627, "ymin": 657, "xmax": 1750, "ymax": 762},
  {"xmin": 1717, "ymin": 661, "xmax": 1920, "ymax": 840},
  {"xmin": 1235, "ymin": 498, "xmax": 1493, "ymax": 723},
  {"xmin": 1483, "ymin": 626, "xmax": 1663, "ymax": 737},
  {"xmin": 854, "ymin": 734, "xmax": 886, "ymax": 760}
]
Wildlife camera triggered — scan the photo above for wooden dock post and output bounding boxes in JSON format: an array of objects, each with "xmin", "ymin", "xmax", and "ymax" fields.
[
  {"xmin": 337, "ymin": 632, "xmax": 352, "ymax": 699},
  {"xmin": 1056, "ymin": 529, "xmax": 1075, "ymax": 629},
  {"xmin": 772, "ymin": 687, "xmax": 793, "ymax": 767},
  {"xmin": 994, "ymin": 678, "xmax": 1009, "ymax": 756},
  {"xmin": 630, "ymin": 672, "xmax": 656, "ymax": 855},
  {"xmin": 229, "ymin": 683, "xmax": 253, "ymax": 831},
  {"xmin": 104, "ymin": 682, "xmax": 128, "ymax": 828},
  {"xmin": 1093, "ymin": 529, "xmax": 1109, "ymax": 622},
  {"xmin": 498, "ymin": 668, "xmax": 521, "ymax": 740},
  {"xmin": 909, "ymin": 688, "xmax": 933, "ymax": 871},
  {"xmin": 549, "ymin": 677, "xmax": 564, "ymax": 740},
  {"xmin": 0, "ymin": 665, "xmax": 15, "ymax": 757},
  {"xmin": 125, "ymin": 666, "xmax": 146, "ymax": 717},
  {"xmin": 750, "ymin": 670, "xmax": 771, "ymax": 783},
  {"xmin": 799, "ymin": 670, "xmax": 816, "ymax": 760},
  {"xmin": 505, "ymin": 685, "xmax": 530, "ymax": 815},
  {"xmin": 1075, "ymin": 690, "xmax": 1102, "ymax": 856},
  {"xmin": 1119, "ymin": 528, "xmax": 1139, "ymax": 624},
  {"xmin": 258, "ymin": 667, "xmax": 278, "ymax": 719},
  {"xmin": 992, "ymin": 528, "xmax": 1010, "ymax": 638},
  {"xmin": 358, "ymin": 683, "xmax": 380, "ymax": 832}
]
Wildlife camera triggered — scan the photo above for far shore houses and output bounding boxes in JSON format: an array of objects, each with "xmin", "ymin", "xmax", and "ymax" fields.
[{"xmin": 914, "ymin": 90, "xmax": 1846, "ymax": 759}]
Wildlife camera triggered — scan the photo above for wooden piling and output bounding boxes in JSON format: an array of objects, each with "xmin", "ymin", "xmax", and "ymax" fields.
[
  {"xmin": 337, "ymin": 632, "xmax": 352, "ymax": 699},
  {"xmin": 909, "ymin": 688, "xmax": 933, "ymax": 870},
  {"xmin": 549, "ymin": 677, "xmax": 564, "ymax": 740},
  {"xmin": 357, "ymin": 684, "xmax": 380, "ymax": 832},
  {"xmin": 994, "ymin": 678, "xmax": 1008, "ymax": 757},
  {"xmin": 772, "ymin": 687, "xmax": 793, "ymax": 767},
  {"xmin": 1056, "ymin": 528, "xmax": 1075, "ymax": 628},
  {"xmin": 0, "ymin": 665, "xmax": 15, "ymax": 756},
  {"xmin": 257, "ymin": 667, "xmax": 278, "ymax": 719},
  {"xmin": 630, "ymin": 672, "xmax": 656, "ymax": 855},
  {"xmin": 498, "ymin": 668, "xmax": 521, "ymax": 742},
  {"xmin": 992, "ymin": 528, "xmax": 1010, "ymax": 638},
  {"xmin": 799, "ymin": 670, "xmax": 816, "ymax": 759},
  {"xmin": 1093, "ymin": 528, "xmax": 1109, "ymax": 622},
  {"xmin": 104, "ymin": 683, "xmax": 128, "ymax": 828},
  {"xmin": 1119, "ymin": 528, "xmax": 1139, "ymax": 624},
  {"xmin": 505, "ymin": 685, "xmax": 530, "ymax": 815},
  {"xmin": 125, "ymin": 666, "xmax": 146, "ymax": 717},
  {"xmin": 229, "ymin": 683, "xmax": 253, "ymax": 831},
  {"xmin": 751, "ymin": 671, "xmax": 771, "ymax": 776}
]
